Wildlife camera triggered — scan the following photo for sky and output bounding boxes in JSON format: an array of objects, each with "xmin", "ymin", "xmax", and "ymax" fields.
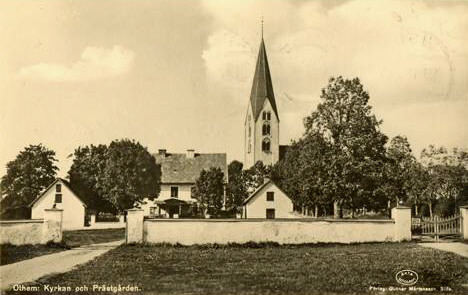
[{"xmin": 1, "ymin": 0, "xmax": 467, "ymax": 178}]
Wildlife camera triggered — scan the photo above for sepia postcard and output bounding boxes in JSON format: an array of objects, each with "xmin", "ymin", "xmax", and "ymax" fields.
[{"xmin": 1, "ymin": 0, "xmax": 467, "ymax": 294}]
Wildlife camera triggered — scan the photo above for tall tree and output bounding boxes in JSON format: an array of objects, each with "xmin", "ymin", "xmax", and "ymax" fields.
[
  {"xmin": 303, "ymin": 76, "xmax": 388, "ymax": 217},
  {"xmin": 99, "ymin": 140, "xmax": 161, "ymax": 212},
  {"xmin": 226, "ymin": 160, "xmax": 248, "ymax": 213},
  {"xmin": 420, "ymin": 146, "xmax": 468, "ymax": 217},
  {"xmin": 1, "ymin": 144, "xmax": 58, "ymax": 218},
  {"xmin": 68, "ymin": 144, "xmax": 114, "ymax": 215},
  {"xmin": 377, "ymin": 136, "xmax": 416, "ymax": 215},
  {"xmin": 193, "ymin": 167, "xmax": 225, "ymax": 216},
  {"xmin": 68, "ymin": 139, "xmax": 160, "ymax": 213}
]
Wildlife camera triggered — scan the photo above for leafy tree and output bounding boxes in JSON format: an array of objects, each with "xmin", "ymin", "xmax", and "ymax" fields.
[
  {"xmin": 376, "ymin": 136, "xmax": 416, "ymax": 216},
  {"xmin": 420, "ymin": 146, "xmax": 468, "ymax": 217},
  {"xmin": 303, "ymin": 76, "xmax": 388, "ymax": 217},
  {"xmin": 99, "ymin": 140, "xmax": 161, "ymax": 212},
  {"xmin": 226, "ymin": 160, "xmax": 248, "ymax": 213},
  {"xmin": 68, "ymin": 144, "xmax": 114, "ymax": 215},
  {"xmin": 1, "ymin": 144, "xmax": 58, "ymax": 218},
  {"xmin": 68, "ymin": 139, "xmax": 160, "ymax": 213},
  {"xmin": 243, "ymin": 161, "xmax": 271, "ymax": 194},
  {"xmin": 193, "ymin": 167, "xmax": 225, "ymax": 216}
]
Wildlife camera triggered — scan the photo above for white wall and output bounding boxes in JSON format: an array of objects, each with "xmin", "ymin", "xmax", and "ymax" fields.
[
  {"xmin": 159, "ymin": 184, "xmax": 194, "ymax": 201},
  {"xmin": 1, "ymin": 209, "xmax": 63, "ymax": 245},
  {"xmin": 244, "ymin": 182, "xmax": 293, "ymax": 219},
  {"xmin": 143, "ymin": 219, "xmax": 395, "ymax": 245},
  {"xmin": 139, "ymin": 184, "xmax": 196, "ymax": 216},
  {"xmin": 31, "ymin": 181, "xmax": 85, "ymax": 230}
]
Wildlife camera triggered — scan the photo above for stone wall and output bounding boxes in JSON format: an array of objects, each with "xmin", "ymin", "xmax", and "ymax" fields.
[
  {"xmin": 0, "ymin": 209, "xmax": 63, "ymax": 245},
  {"xmin": 126, "ymin": 207, "xmax": 412, "ymax": 245}
]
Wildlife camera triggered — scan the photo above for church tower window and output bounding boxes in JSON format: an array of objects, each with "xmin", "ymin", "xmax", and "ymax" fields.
[
  {"xmin": 262, "ymin": 138, "xmax": 270, "ymax": 152},
  {"xmin": 262, "ymin": 123, "xmax": 270, "ymax": 135}
]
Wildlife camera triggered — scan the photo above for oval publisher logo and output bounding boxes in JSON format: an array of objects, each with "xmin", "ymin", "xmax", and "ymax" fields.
[{"xmin": 395, "ymin": 270, "xmax": 419, "ymax": 286}]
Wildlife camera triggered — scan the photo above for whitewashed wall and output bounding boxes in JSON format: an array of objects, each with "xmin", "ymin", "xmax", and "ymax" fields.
[
  {"xmin": 142, "ymin": 219, "xmax": 395, "ymax": 245},
  {"xmin": 0, "ymin": 209, "xmax": 63, "ymax": 245}
]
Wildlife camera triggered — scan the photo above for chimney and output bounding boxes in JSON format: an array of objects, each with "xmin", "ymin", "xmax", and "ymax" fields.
[
  {"xmin": 158, "ymin": 149, "xmax": 166, "ymax": 157},
  {"xmin": 186, "ymin": 149, "xmax": 195, "ymax": 159}
]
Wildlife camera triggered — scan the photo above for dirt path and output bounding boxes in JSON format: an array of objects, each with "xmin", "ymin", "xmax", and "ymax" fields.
[
  {"xmin": 0, "ymin": 240, "xmax": 123, "ymax": 291},
  {"xmin": 419, "ymin": 242, "xmax": 468, "ymax": 258}
]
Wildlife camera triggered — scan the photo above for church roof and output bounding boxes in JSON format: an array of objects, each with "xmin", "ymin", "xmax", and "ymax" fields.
[
  {"xmin": 249, "ymin": 38, "xmax": 279, "ymax": 122},
  {"xmin": 154, "ymin": 152, "xmax": 227, "ymax": 184}
]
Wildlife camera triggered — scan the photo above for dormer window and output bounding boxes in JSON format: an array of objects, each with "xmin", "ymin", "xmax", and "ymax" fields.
[
  {"xmin": 262, "ymin": 138, "xmax": 270, "ymax": 152},
  {"xmin": 262, "ymin": 123, "xmax": 270, "ymax": 135},
  {"xmin": 56, "ymin": 184, "xmax": 62, "ymax": 193}
]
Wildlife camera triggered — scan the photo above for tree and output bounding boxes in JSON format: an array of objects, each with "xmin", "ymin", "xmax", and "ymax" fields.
[
  {"xmin": 68, "ymin": 144, "xmax": 114, "ymax": 215},
  {"xmin": 68, "ymin": 139, "xmax": 160, "ymax": 213},
  {"xmin": 243, "ymin": 161, "xmax": 270, "ymax": 194},
  {"xmin": 99, "ymin": 140, "xmax": 161, "ymax": 212},
  {"xmin": 303, "ymin": 76, "xmax": 388, "ymax": 217},
  {"xmin": 193, "ymin": 167, "xmax": 225, "ymax": 216},
  {"xmin": 419, "ymin": 145, "xmax": 468, "ymax": 217},
  {"xmin": 1, "ymin": 144, "xmax": 58, "ymax": 218},
  {"xmin": 377, "ymin": 136, "xmax": 416, "ymax": 216},
  {"xmin": 226, "ymin": 160, "xmax": 248, "ymax": 213}
]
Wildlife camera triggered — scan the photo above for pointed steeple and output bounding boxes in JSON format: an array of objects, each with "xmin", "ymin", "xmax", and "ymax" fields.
[{"xmin": 249, "ymin": 37, "xmax": 279, "ymax": 122}]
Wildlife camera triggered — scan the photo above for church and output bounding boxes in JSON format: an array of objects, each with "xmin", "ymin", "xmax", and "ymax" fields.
[{"xmin": 244, "ymin": 35, "xmax": 288, "ymax": 168}]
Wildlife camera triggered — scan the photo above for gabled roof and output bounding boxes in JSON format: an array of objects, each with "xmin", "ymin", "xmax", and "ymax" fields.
[
  {"xmin": 243, "ymin": 179, "xmax": 292, "ymax": 205},
  {"xmin": 154, "ymin": 153, "xmax": 227, "ymax": 184},
  {"xmin": 249, "ymin": 38, "xmax": 279, "ymax": 122},
  {"xmin": 29, "ymin": 178, "xmax": 87, "ymax": 208}
]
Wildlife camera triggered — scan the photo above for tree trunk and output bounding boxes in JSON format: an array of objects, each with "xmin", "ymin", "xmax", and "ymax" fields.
[
  {"xmin": 414, "ymin": 204, "xmax": 419, "ymax": 217},
  {"xmin": 323, "ymin": 207, "xmax": 327, "ymax": 217},
  {"xmin": 428, "ymin": 201, "xmax": 433, "ymax": 218},
  {"xmin": 314, "ymin": 204, "xmax": 318, "ymax": 218}
]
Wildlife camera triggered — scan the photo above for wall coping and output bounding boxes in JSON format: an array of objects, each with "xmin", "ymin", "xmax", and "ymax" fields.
[
  {"xmin": 0, "ymin": 219, "xmax": 44, "ymax": 224},
  {"xmin": 144, "ymin": 218, "xmax": 395, "ymax": 223}
]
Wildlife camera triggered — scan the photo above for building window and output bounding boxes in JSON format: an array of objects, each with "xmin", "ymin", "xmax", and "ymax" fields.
[
  {"xmin": 248, "ymin": 140, "xmax": 251, "ymax": 153},
  {"xmin": 266, "ymin": 209, "xmax": 275, "ymax": 219},
  {"xmin": 171, "ymin": 187, "xmax": 179, "ymax": 198},
  {"xmin": 262, "ymin": 138, "xmax": 270, "ymax": 152},
  {"xmin": 262, "ymin": 111, "xmax": 266, "ymax": 120},
  {"xmin": 248, "ymin": 126, "xmax": 251, "ymax": 137},
  {"xmin": 55, "ymin": 194, "xmax": 62, "ymax": 203},
  {"xmin": 56, "ymin": 184, "xmax": 61, "ymax": 193},
  {"xmin": 262, "ymin": 123, "xmax": 270, "ymax": 135},
  {"xmin": 267, "ymin": 192, "xmax": 274, "ymax": 201},
  {"xmin": 150, "ymin": 207, "xmax": 157, "ymax": 215},
  {"xmin": 267, "ymin": 112, "xmax": 271, "ymax": 120}
]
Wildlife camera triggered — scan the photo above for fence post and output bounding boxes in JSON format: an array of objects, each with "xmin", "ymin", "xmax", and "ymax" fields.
[
  {"xmin": 391, "ymin": 206, "xmax": 412, "ymax": 242},
  {"xmin": 126, "ymin": 209, "xmax": 144, "ymax": 244},
  {"xmin": 42, "ymin": 208, "xmax": 63, "ymax": 243},
  {"xmin": 460, "ymin": 206, "xmax": 468, "ymax": 240}
]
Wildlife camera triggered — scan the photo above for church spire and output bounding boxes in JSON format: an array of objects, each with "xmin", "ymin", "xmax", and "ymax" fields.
[{"xmin": 249, "ymin": 33, "xmax": 279, "ymax": 122}]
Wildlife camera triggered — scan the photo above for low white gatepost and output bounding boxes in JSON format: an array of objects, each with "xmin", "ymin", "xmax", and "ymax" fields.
[
  {"xmin": 391, "ymin": 205, "xmax": 412, "ymax": 242},
  {"xmin": 126, "ymin": 209, "xmax": 144, "ymax": 244}
]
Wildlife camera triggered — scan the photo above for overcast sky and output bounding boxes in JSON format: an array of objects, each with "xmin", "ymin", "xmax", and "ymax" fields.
[{"xmin": 1, "ymin": 0, "xmax": 467, "ymax": 177}]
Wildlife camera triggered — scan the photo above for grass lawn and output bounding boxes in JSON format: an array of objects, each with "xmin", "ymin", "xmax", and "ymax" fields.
[
  {"xmin": 62, "ymin": 228, "xmax": 125, "ymax": 247},
  {"xmin": 0, "ymin": 243, "xmax": 68, "ymax": 266},
  {"xmin": 0, "ymin": 228, "xmax": 124, "ymax": 266},
  {"xmin": 14, "ymin": 242, "xmax": 468, "ymax": 295}
]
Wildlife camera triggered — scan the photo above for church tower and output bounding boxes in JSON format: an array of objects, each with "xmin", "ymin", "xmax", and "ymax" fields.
[{"xmin": 244, "ymin": 36, "xmax": 279, "ymax": 168}]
